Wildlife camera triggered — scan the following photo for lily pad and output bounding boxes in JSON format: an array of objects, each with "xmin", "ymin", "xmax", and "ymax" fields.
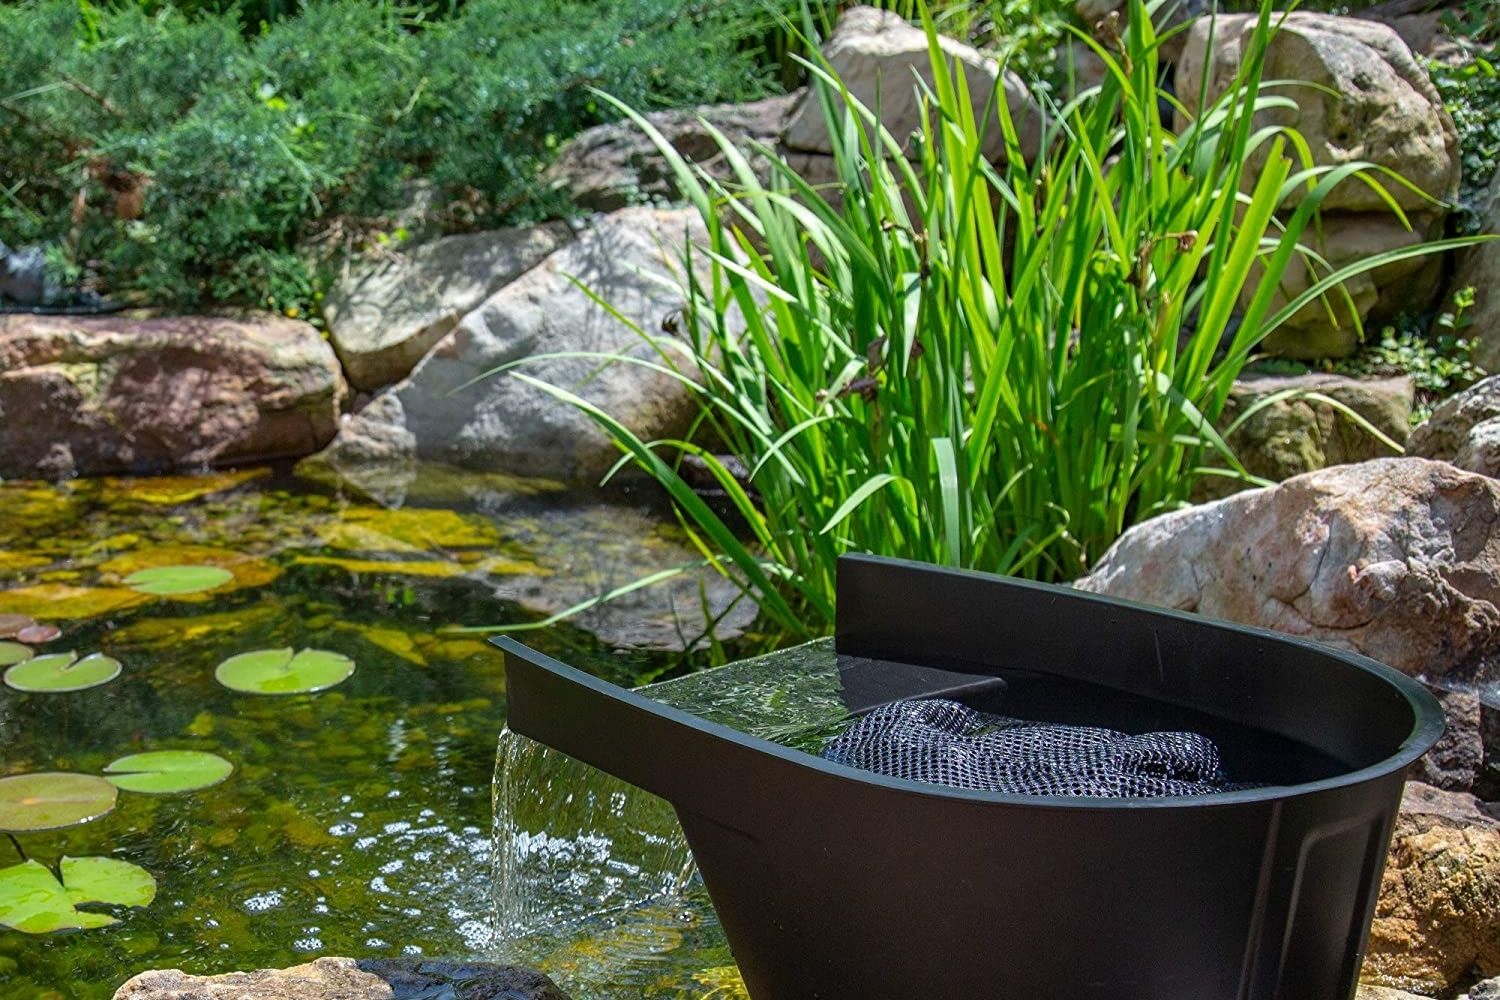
[
  {"xmin": 15, "ymin": 623, "xmax": 60, "ymax": 644},
  {"xmin": 215, "ymin": 648, "xmax": 355, "ymax": 695},
  {"xmin": 0, "ymin": 857, "xmax": 156, "ymax": 933},
  {"xmin": 104, "ymin": 751, "xmax": 233, "ymax": 794},
  {"xmin": 0, "ymin": 773, "xmax": 118, "ymax": 832},
  {"xmin": 123, "ymin": 565, "xmax": 235, "ymax": 596},
  {"xmin": 0, "ymin": 614, "xmax": 32, "ymax": 639},
  {"xmin": 0, "ymin": 642, "xmax": 32, "ymax": 667},
  {"xmin": 101, "ymin": 546, "xmax": 280, "ymax": 599},
  {"xmin": 4, "ymin": 652, "xmax": 120, "ymax": 693}
]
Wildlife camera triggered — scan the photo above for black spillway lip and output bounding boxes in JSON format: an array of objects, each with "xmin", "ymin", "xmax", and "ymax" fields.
[{"xmin": 495, "ymin": 556, "xmax": 1442, "ymax": 810}]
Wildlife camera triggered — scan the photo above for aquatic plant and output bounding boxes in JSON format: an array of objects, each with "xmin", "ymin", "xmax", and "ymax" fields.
[
  {"xmin": 0, "ymin": 857, "xmax": 156, "ymax": 933},
  {"xmin": 3, "ymin": 652, "xmax": 120, "ymax": 693},
  {"xmin": 123, "ymin": 565, "xmax": 235, "ymax": 596},
  {"xmin": 103, "ymin": 751, "xmax": 233, "ymax": 794},
  {"xmin": 214, "ymin": 647, "xmax": 356, "ymax": 695},
  {"xmin": 513, "ymin": 0, "xmax": 1477, "ymax": 636}
]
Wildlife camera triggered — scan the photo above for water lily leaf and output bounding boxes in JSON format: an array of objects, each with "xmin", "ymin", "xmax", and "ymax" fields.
[
  {"xmin": 215, "ymin": 647, "xmax": 355, "ymax": 695},
  {"xmin": 0, "ymin": 857, "xmax": 156, "ymax": 933},
  {"xmin": 101, "ymin": 546, "xmax": 279, "ymax": 599},
  {"xmin": 0, "ymin": 642, "xmax": 32, "ymax": 667},
  {"xmin": 15, "ymin": 623, "xmax": 60, "ymax": 644},
  {"xmin": 123, "ymin": 565, "xmax": 235, "ymax": 596},
  {"xmin": 104, "ymin": 751, "xmax": 233, "ymax": 794},
  {"xmin": 0, "ymin": 614, "xmax": 33, "ymax": 638},
  {"xmin": 0, "ymin": 773, "xmax": 118, "ymax": 832},
  {"xmin": 4, "ymin": 652, "xmax": 120, "ymax": 693}
]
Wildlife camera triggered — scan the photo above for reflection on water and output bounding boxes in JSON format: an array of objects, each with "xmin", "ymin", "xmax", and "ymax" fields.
[{"xmin": 0, "ymin": 466, "xmax": 763, "ymax": 1000}]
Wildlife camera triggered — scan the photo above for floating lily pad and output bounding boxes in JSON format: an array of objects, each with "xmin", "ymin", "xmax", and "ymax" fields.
[
  {"xmin": 4, "ymin": 652, "xmax": 120, "ymax": 693},
  {"xmin": 0, "ymin": 773, "xmax": 118, "ymax": 832},
  {"xmin": 123, "ymin": 565, "xmax": 235, "ymax": 596},
  {"xmin": 214, "ymin": 648, "xmax": 355, "ymax": 695},
  {"xmin": 101, "ymin": 546, "xmax": 280, "ymax": 599},
  {"xmin": 15, "ymin": 623, "xmax": 60, "ymax": 644},
  {"xmin": 104, "ymin": 751, "xmax": 233, "ymax": 794},
  {"xmin": 0, "ymin": 642, "xmax": 32, "ymax": 667},
  {"xmin": 0, "ymin": 857, "xmax": 156, "ymax": 933}
]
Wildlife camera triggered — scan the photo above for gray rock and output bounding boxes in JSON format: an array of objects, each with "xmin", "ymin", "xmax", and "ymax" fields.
[
  {"xmin": 1356, "ymin": 987, "xmax": 1430, "ymax": 1000},
  {"xmin": 1400, "ymin": 781, "xmax": 1498, "ymax": 830},
  {"xmin": 294, "ymin": 394, "xmax": 418, "ymax": 507},
  {"xmin": 1178, "ymin": 13, "xmax": 1459, "ymax": 214},
  {"xmin": 1413, "ymin": 688, "xmax": 1485, "ymax": 793},
  {"xmin": 111, "ymin": 956, "xmax": 571, "ymax": 1000},
  {"xmin": 1201, "ymin": 372, "xmax": 1411, "ymax": 499},
  {"xmin": 346, "ymin": 206, "xmax": 709, "ymax": 485},
  {"xmin": 1469, "ymin": 976, "xmax": 1500, "ymax": 999},
  {"xmin": 781, "ymin": 6, "xmax": 1041, "ymax": 168},
  {"xmin": 545, "ymin": 94, "xmax": 799, "ymax": 213},
  {"xmin": 1455, "ymin": 171, "xmax": 1500, "ymax": 374},
  {"xmin": 0, "ymin": 313, "xmax": 344, "ymax": 479},
  {"xmin": 1409, "ymin": 375, "xmax": 1500, "ymax": 478},
  {"xmin": 1076, "ymin": 458, "xmax": 1500, "ymax": 683},
  {"xmin": 325, "ymin": 224, "xmax": 572, "ymax": 392}
]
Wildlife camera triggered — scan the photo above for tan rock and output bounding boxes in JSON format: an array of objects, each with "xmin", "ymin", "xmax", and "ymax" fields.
[
  {"xmin": 325, "ymin": 224, "xmax": 572, "ymax": 392},
  {"xmin": 1455, "ymin": 172, "xmax": 1500, "ymax": 374},
  {"xmin": 1076, "ymin": 458, "xmax": 1500, "ymax": 681},
  {"xmin": 1178, "ymin": 13, "xmax": 1460, "ymax": 213},
  {"xmin": 112, "ymin": 957, "xmax": 571, "ymax": 1000},
  {"xmin": 1364, "ymin": 806, "xmax": 1500, "ymax": 994},
  {"xmin": 781, "ymin": 6, "xmax": 1041, "ymax": 168},
  {"xmin": 0, "ymin": 313, "xmax": 344, "ymax": 479},
  {"xmin": 1257, "ymin": 212, "xmax": 1447, "ymax": 359},
  {"xmin": 1201, "ymin": 372, "xmax": 1410, "ymax": 499}
]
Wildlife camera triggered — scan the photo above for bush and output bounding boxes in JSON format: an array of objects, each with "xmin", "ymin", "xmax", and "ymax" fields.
[
  {"xmin": 0, "ymin": 0, "xmax": 781, "ymax": 313},
  {"xmin": 513, "ymin": 0, "xmax": 1466, "ymax": 637}
]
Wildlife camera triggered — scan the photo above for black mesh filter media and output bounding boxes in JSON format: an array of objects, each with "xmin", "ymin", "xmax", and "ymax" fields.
[{"xmin": 821, "ymin": 698, "xmax": 1248, "ymax": 798}]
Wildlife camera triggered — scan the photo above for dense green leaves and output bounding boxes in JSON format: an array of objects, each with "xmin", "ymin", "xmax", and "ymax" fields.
[
  {"xmin": 123, "ymin": 565, "xmax": 234, "ymax": 596},
  {"xmin": 104, "ymin": 751, "xmax": 233, "ymax": 794},
  {"xmin": 0, "ymin": 857, "xmax": 156, "ymax": 933},
  {"xmin": 0, "ymin": 773, "xmax": 118, "ymax": 832},
  {"xmin": 215, "ymin": 647, "xmax": 355, "ymax": 694},
  {"xmin": 0, "ymin": 0, "xmax": 779, "ymax": 311},
  {"xmin": 4, "ymin": 652, "xmax": 120, "ymax": 693}
]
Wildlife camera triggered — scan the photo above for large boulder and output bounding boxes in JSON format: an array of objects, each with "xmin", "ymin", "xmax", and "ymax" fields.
[
  {"xmin": 1364, "ymin": 786, "xmax": 1500, "ymax": 995},
  {"xmin": 339, "ymin": 207, "xmax": 709, "ymax": 485},
  {"xmin": 1408, "ymin": 374, "xmax": 1500, "ymax": 478},
  {"xmin": 1202, "ymin": 372, "xmax": 1411, "ymax": 498},
  {"xmin": 0, "ymin": 313, "xmax": 344, "ymax": 479},
  {"xmin": 1076, "ymin": 458, "xmax": 1500, "ymax": 683},
  {"xmin": 1178, "ymin": 13, "xmax": 1458, "ymax": 359},
  {"xmin": 1455, "ymin": 171, "xmax": 1500, "ymax": 373},
  {"xmin": 545, "ymin": 94, "xmax": 799, "ymax": 213},
  {"xmin": 1179, "ymin": 13, "xmax": 1459, "ymax": 215},
  {"xmin": 781, "ymin": 6, "xmax": 1041, "ymax": 169},
  {"xmin": 1256, "ymin": 212, "xmax": 1447, "ymax": 360},
  {"xmin": 112, "ymin": 957, "xmax": 571, "ymax": 1000},
  {"xmin": 324, "ymin": 224, "xmax": 572, "ymax": 393}
]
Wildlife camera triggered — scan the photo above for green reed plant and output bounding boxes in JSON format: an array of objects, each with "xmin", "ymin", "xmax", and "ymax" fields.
[{"xmin": 511, "ymin": 0, "xmax": 1475, "ymax": 638}]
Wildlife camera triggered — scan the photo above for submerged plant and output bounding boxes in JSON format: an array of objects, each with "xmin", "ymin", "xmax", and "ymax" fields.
[{"xmin": 511, "ymin": 0, "xmax": 1475, "ymax": 637}]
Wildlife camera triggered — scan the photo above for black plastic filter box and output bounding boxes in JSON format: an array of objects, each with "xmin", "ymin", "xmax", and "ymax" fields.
[{"xmin": 498, "ymin": 554, "xmax": 1444, "ymax": 1000}]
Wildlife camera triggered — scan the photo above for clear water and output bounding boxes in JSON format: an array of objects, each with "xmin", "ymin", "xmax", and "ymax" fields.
[{"xmin": 0, "ymin": 467, "xmax": 759, "ymax": 1000}]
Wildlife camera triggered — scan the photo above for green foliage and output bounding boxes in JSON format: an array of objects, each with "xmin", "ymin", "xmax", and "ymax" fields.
[
  {"xmin": 1428, "ymin": 24, "xmax": 1500, "ymax": 212},
  {"xmin": 1329, "ymin": 287, "xmax": 1487, "ymax": 421},
  {"xmin": 0, "ymin": 0, "xmax": 779, "ymax": 311},
  {"xmin": 519, "ymin": 0, "xmax": 1463, "ymax": 637}
]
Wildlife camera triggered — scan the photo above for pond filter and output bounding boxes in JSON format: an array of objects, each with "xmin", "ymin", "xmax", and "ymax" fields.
[{"xmin": 499, "ymin": 554, "xmax": 1444, "ymax": 1000}]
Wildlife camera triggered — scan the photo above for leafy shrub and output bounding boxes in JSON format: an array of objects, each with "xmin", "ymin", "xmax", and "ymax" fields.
[
  {"xmin": 514, "ymin": 0, "xmax": 1466, "ymax": 636},
  {"xmin": 0, "ymin": 0, "xmax": 780, "ymax": 313}
]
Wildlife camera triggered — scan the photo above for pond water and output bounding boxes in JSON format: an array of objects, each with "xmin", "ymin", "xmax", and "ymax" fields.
[{"xmin": 0, "ymin": 466, "xmax": 760, "ymax": 1000}]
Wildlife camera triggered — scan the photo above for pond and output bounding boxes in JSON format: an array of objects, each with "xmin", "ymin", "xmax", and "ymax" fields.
[{"xmin": 0, "ymin": 466, "xmax": 760, "ymax": 1000}]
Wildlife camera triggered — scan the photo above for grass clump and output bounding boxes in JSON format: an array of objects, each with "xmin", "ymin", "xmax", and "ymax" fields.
[{"xmin": 511, "ymin": 0, "xmax": 1467, "ymax": 638}]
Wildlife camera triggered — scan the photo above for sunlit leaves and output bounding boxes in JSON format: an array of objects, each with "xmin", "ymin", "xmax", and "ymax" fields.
[
  {"xmin": 215, "ymin": 648, "xmax": 355, "ymax": 695},
  {"xmin": 0, "ymin": 773, "xmax": 118, "ymax": 832},
  {"xmin": 0, "ymin": 857, "xmax": 156, "ymax": 933},
  {"xmin": 104, "ymin": 751, "xmax": 234, "ymax": 794},
  {"xmin": 4, "ymin": 652, "xmax": 120, "ymax": 693}
]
